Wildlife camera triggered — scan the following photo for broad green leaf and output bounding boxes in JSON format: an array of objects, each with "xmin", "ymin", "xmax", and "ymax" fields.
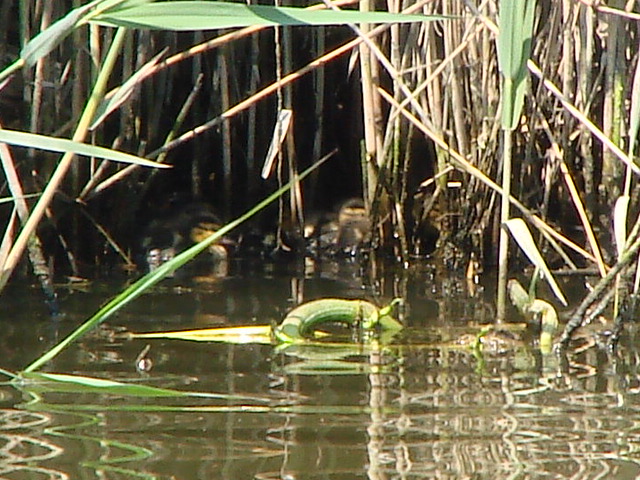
[
  {"xmin": 505, "ymin": 218, "xmax": 567, "ymax": 305},
  {"xmin": 614, "ymin": 195, "xmax": 630, "ymax": 258},
  {"xmin": 20, "ymin": 0, "xmax": 153, "ymax": 67},
  {"xmin": 497, "ymin": 0, "xmax": 536, "ymax": 130},
  {"xmin": 91, "ymin": 1, "xmax": 435, "ymax": 30},
  {"xmin": 0, "ymin": 129, "xmax": 168, "ymax": 168}
]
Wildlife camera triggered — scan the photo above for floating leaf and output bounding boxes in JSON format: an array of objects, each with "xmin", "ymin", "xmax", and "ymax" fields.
[
  {"xmin": 21, "ymin": 372, "xmax": 190, "ymax": 397},
  {"xmin": 19, "ymin": 372, "xmax": 269, "ymax": 403}
]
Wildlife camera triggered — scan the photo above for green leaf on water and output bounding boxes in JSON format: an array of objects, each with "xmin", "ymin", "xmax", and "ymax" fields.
[
  {"xmin": 19, "ymin": 372, "xmax": 271, "ymax": 403},
  {"xmin": 21, "ymin": 372, "xmax": 188, "ymax": 397},
  {"xmin": 505, "ymin": 218, "xmax": 567, "ymax": 306}
]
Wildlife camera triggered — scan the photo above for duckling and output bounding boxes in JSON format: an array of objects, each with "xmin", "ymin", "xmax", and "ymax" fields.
[
  {"xmin": 303, "ymin": 211, "xmax": 339, "ymax": 255},
  {"xmin": 139, "ymin": 201, "xmax": 233, "ymax": 273},
  {"xmin": 335, "ymin": 198, "xmax": 370, "ymax": 256},
  {"xmin": 303, "ymin": 198, "xmax": 371, "ymax": 257}
]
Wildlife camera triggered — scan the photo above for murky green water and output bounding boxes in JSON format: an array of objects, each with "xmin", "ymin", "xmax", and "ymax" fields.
[{"xmin": 2, "ymin": 258, "xmax": 640, "ymax": 479}]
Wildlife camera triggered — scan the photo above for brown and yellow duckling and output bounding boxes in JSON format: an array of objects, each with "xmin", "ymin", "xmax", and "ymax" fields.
[
  {"xmin": 304, "ymin": 198, "xmax": 372, "ymax": 257},
  {"xmin": 139, "ymin": 201, "xmax": 234, "ymax": 273}
]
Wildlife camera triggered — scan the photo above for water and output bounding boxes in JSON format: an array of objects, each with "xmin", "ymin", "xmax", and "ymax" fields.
[{"xmin": 2, "ymin": 258, "xmax": 640, "ymax": 479}]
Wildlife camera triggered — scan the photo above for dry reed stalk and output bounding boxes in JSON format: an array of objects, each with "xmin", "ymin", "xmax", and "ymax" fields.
[
  {"xmin": 601, "ymin": 0, "xmax": 625, "ymax": 199},
  {"xmin": 0, "ymin": 126, "xmax": 57, "ymax": 311},
  {"xmin": 220, "ymin": 48, "xmax": 232, "ymax": 218},
  {"xmin": 308, "ymin": 27, "xmax": 325, "ymax": 206},
  {"xmin": 358, "ymin": 0, "xmax": 382, "ymax": 208},
  {"xmin": 28, "ymin": 0, "xmax": 52, "ymax": 145},
  {"xmin": 576, "ymin": 4, "xmax": 596, "ymax": 215}
]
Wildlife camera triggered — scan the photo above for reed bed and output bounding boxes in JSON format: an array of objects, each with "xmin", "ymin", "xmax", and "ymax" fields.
[{"xmin": 0, "ymin": 0, "xmax": 639, "ymax": 334}]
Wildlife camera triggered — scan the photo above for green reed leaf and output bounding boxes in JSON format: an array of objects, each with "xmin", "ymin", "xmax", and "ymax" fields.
[
  {"xmin": 0, "ymin": 129, "xmax": 168, "ymax": 168},
  {"xmin": 91, "ymin": 1, "xmax": 436, "ymax": 30},
  {"xmin": 497, "ymin": 0, "xmax": 536, "ymax": 130}
]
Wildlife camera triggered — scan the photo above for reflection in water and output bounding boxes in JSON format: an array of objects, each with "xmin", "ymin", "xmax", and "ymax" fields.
[
  {"xmin": 3, "ymin": 258, "xmax": 640, "ymax": 478},
  {"xmin": 0, "ymin": 409, "xmax": 66, "ymax": 479}
]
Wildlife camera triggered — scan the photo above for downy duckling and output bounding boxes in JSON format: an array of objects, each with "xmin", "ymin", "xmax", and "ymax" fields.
[
  {"xmin": 335, "ymin": 198, "xmax": 370, "ymax": 255},
  {"xmin": 304, "ymin": 198, "xmax": 371, "ymax": 256},
  {"xmin": 139, "ymin": 202, "xmax": 233, "ymax": 273}
]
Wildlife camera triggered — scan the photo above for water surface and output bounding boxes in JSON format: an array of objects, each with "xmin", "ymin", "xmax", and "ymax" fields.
[{"xmin": 1, "ymin": 258, "xmax": 640, "ymax": 479}]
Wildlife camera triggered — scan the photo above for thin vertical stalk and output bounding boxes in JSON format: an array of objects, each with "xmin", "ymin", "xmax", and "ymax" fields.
[
  {"xmin": 496, "ymin": 132, "xmax": 512, "ymax": 321},
  {"xmin": 0, "ymin": 125, "xmax": 58, "ymax": 314},
  {"xmin": 220, "ymin": 48, "xmax": 232, "ymax": 217},
  {"xmin": 578, "ymin": 5, "xmax": 595, "ymax": 214},
  {"xmin": 602, "ymin": 0, "xmax": 625, "ymax": 200},
  {"xmin": 359, "ymin": 0, "xmax": 380, "ymax": 209},
  {"xmin": 28, "ymin": 0, "xmax": 53, "ymax": 152}
]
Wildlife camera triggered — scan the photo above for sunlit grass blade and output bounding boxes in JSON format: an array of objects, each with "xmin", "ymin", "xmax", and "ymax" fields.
[
  {"xmin": 0, "ymin": 129, "xmax": 169, "ymax": 168},
  {"xmin": 132, "ymin": 326, "xmax": 274, "ymax": 344},
  {"xmin": 22, "ymin": 154, "xmax": 330, "ymax": 373},
  {"xmin": 505, "ymin": 218, "xmax": 567, "ymax": 306},
  {"xmin": 91, "ymin": 1, "xmax": 436, "ymax": 30}
]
